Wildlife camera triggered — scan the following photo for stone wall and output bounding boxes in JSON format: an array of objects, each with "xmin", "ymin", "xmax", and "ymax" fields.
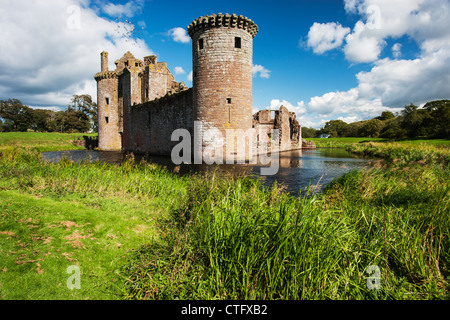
[
  {"xmin": 253, "ymin": 106, "xmax": 302, "ymax": 153},
  {"xmin": 126, "ymin": 89, "xmax": 194, "ymax": 155},
  {"xmin": 189, "ymin": 14, "xmax": 257, "ymax": 161},
  {"xmin": 95, "ymin": 73, "xmax": 121, "ymax": 151}
]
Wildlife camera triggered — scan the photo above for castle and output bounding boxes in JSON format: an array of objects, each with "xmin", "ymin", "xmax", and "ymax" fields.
[{"xmin": 94, "ymin": 13, "xmax": 304, "ymax": 162}]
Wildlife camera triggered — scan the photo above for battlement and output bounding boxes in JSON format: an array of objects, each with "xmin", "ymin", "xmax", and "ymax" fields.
[
  {"xmin": 94, "ymin": 71, "xmax": 118, "ymax": 81},
  {"xmin": 187, "ymin": 13, "xmax": 258, "ymax": 38}
]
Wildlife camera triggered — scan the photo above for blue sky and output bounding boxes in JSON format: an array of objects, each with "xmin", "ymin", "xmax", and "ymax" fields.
[{"xmin": 1, "ymin": 0, "xmax": 449, "ymax": 128}]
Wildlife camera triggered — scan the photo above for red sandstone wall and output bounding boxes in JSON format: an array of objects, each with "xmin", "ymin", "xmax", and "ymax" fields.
[
  {"xmin": 191, "ymin": 26, "xmax": 254, "ymax": 160},
  {"xmin": 126, "ymin": 89, "xmax": 194, "ymax": 155},
  {"xmin": 97, "ymin": 75, "xmax": 121, "ymax": 151}
]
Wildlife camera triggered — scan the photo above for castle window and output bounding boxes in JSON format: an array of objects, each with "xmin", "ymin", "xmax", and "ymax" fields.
[
  {"xmin": 198, "ymin": 38, "xmax": 204, "ymax": 50},
  {"xmin": 105, "ymin": 117, "xmax": 109, "ymax": 124},
  {"xmin": 145, "ymin": 88, "xmax": 149, "ymax": 99},
  {"xmin": 235, "ymin": 37, "xmax": 241, "ymax": 48},
  {"xmin": 227, "ymin": 98, "xmax": 232, "ymax": 104},
  {"xmin": 105, "ymin": 97, "xmax": 109, "ymax": 105}
]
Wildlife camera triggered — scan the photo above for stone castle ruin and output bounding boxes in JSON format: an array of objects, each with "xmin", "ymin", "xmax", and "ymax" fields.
[{"xmin": 95, "ymin": 13, "xmax": 309, "ymax": 162}]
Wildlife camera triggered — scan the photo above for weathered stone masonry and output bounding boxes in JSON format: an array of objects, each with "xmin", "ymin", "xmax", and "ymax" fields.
[{"xmin": 95, "ymin": 13, "xmax": 307, "ymax": 159}]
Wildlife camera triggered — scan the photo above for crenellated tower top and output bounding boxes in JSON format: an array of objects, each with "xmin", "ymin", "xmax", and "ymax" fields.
[{"xmin": 187, "ymin": 13, "xmax": 258, "ymax": 39}]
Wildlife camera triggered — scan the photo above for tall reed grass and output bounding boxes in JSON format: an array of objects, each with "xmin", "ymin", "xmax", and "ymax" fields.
[
  {"xmin": 1, "ymin": 140, "xmax": 448, "ymax": 300},
  {"xmin": 121, "ymin": 148, "xmax": 449, "ymax": 299}
]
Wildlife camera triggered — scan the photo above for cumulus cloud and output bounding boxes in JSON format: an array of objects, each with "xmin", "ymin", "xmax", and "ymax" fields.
[
  {"xmin": 102, "ymin": 0, "xmax": 145, "ymax": 18},
  {"xmin": 267, "ymin": 99, "xmax": 307, "ymax": 116},
  {"xmin": 303, "ymin": 0, "xmax": 450, "ymax": 125},
  {"xmin": 306, "ymin": 22, "xmax": 350, "ymax": 54},
  {"xmin": 168, "ymin": 27, "xmax": 190, "ymax": 44},
  {"xmin": 253, "ymin": 99, "xmax": 309, "ymax": 125},
  {"xmin": 392, "ymin": 43, "xmax": 402, "ymax": 59},
  {"xmin": 343, "ymin": 21, "xmax": 386, "ymax": 63},
  {"xmin": 252, "ymin": 64, "xmax": 271, "ymax": 79},
  {"xmin": 0, "ymin": 0, "xmax": 153, "ymax": 109},
  {"xmin": 187, "ymin": 71, "xmax": 193, "ymax": 82},
  {"xmin": 174, "ymin": 66, "xmax": 185, "ymax": 75},
  {"xmin": 308, "ymin": 88, "xmax": 388, "ymax": 119}
]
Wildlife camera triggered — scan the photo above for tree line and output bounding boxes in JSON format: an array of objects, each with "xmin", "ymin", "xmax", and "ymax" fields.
[
  {"xmin": 0, "ymin": 95, "xmax": 97, "ymax": 133},
  {"xmin": 302, "ymin": 100, "xmax": 450, "ymax": 139}
]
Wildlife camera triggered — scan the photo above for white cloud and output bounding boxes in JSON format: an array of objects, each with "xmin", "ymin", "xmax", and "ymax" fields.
[
  {"xmin": 392, "ymin": 43, "xmax": 402, "ymax": 59},
  {"xmin": 29, "ymin": 106, "xmax": 63, "ymax": 112},
  {"xmin": 187, "ymin": 71, "xmax": 193, "ymax": 82},
  {"xmin": 307, "ymin": 22, "xmax": 350, "ymax": 54},
  {"xmin": 356, "ymin": 51, "xmax": 450, "ymax": 108},
  {"xmin": 297, "ymin": 115, "xmax": 328, "ymax": 129},
  {"xmin": 267, "ymin": 99, "xmax": 307, "ymax": 117},
  {"xmin": 169, "ymin": 27, "xmax": 190, "ymax": 44},
  {"xmin": 174, "ymin": 66, "xmax": 185, "ymax": 75},
  {"xmin": 343, "ymin": 21, "xmax": 386, "ymax": 63},
  {"xmin": 102, "ymin": 0, "xmax": 145, "ymax": 18},
  {"xmin": 308, "ymin": 88, "xmax": 388, "ymax": 119},
  {"xmin": 253, "ymin": 64, "xmax": 271, "ymax": 79},
  {"xmin": 301, "ymin": 0, "xmax": 450, "ymax": 127},
  {"xmin": 0, "ymin": 0, "xmax": 153, "ymax": 108}
]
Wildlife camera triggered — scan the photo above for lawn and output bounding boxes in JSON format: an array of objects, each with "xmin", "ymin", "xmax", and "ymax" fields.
[
  {"xmin": 0, "ymin": 134, "xmax": 185, "ymax": 299},
  {"xmin": 307, "ymin": 137, "xmax": 450, "ymax": 148},
  {"xmin": 0, "ymin": 132, "xmax": 98, "ymax": 152}
]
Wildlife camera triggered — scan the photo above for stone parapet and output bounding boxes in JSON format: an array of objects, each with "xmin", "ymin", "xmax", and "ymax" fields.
[
  {"xmin": 94, "ymin": 71, "xmax": 118, "ymax": 81},
  {"xmin": 187, "ymin": 13, "xmax": 258, "ymax": 38}
]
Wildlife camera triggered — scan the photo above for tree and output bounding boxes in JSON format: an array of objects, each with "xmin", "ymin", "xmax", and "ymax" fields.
[
  {"xmin": 63, "ymin": 107, "xmax": 90, "ymax": 133},
  {"xmin": 401, "ymin": 103, "xmax": 432, "ymax": 138},
  {"xmin": 378, "ymin": 111, "xmax": 395, "ymax": 121},
  {"xmin": 423, "ymin": 100, "xmax": 450, "ymax": 138},
  {"xmin": 379, "ymin": 118, "xmax": 406, "ymax": 139},
  {"xmin": 301, "ymin": 127, "xmax": 319, "ymax": 138},
  {"xmin": 0, "ymin": 99, "xmax": 35, "ymax": 131},
  {"xmin": 31, "ymin": 109, "xmax": 54, "ymax": 132},
  {"xmin": 322, "ymin": 120, "xmax": 349, "ymax": 137},
  {"xmin": 69, "ymin": 94, "xmax": 98, "ymax": 132},
  {"xmin": 359, "ymin": 119, "xmax": 385, "ymax": 138}
]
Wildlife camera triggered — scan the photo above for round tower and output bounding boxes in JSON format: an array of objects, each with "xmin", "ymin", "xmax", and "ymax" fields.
[
  {"xmin": 95, "ymin": 51, "xmax": 121, "ymax": 151},
  {"xmin": 187, "ymin": 13, "xmax": 258, "ymax": 162}
]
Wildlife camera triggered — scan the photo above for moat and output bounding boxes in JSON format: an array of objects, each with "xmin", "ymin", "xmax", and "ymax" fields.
[{"xmin": 42, "ymin": 148, "xmax": 371, "ymax": 196}]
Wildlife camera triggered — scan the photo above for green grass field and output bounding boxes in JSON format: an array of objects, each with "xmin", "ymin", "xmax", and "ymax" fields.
[
  {"xmin": 0, "ymin": 132, "xmax": 98, "ymax": 152},
  {"xmin": 0, "ymin": 132, "xmax": 449, "ymax": 300},
  {"xmin": 308, "ymin": 137, "xmax": 450, "ymax": 148}
]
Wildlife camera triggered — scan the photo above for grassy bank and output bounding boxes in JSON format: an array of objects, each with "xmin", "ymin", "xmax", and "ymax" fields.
[
  {"xmin": 0, "ymin": 133, "xmax": 449, "ymax": 299},
  {"xmin": 121, "ymin": 142, "xmax": 449, "ymax": 300},
  {"xmin": 0, "ymin": 132, "xmax": 97, "ymax": 152},
  {"xmin": 308, "ymin": 137, "xmax": 386, "ymax": 148},
  {"xmin": 308, "ymin": 137, "xmax": 450, "ymax": 148},
  {"xmin": 0, "ymin": 143, "xmax": 187, "ymax": 299}
]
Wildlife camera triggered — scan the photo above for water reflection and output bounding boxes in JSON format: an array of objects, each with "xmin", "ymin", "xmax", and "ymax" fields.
[{"xmin": 42, "ymin": 148, "xmax": 370, "ymax": 196}]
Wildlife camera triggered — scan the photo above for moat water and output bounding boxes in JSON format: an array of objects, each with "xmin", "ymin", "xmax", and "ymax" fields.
[{"xmin": 42, "ymin": 148, "xmax": 371, "ymax": 196}]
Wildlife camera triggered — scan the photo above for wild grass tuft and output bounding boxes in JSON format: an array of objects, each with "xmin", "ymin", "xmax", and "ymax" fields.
[{"xmin": 120, "ymin": 142, "xmax": 449, "ymax": 300}]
